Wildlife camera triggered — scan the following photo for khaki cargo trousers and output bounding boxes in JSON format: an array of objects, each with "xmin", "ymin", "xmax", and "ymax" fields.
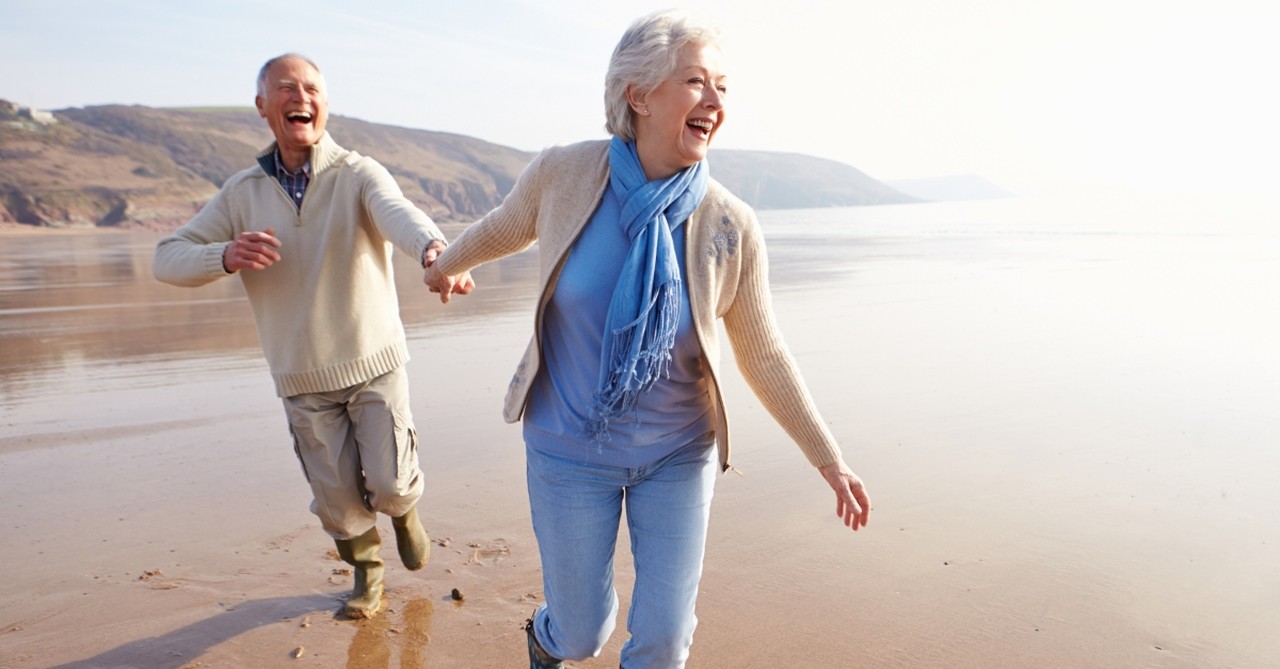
[{"xmin": 282, "ymin": 366, "xmax": 424, "ymax": 539}]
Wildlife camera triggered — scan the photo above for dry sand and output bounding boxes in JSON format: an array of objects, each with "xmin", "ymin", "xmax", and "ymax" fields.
[{"xmin": 2, "ymin": 206, "xmax": 1278, "ymax": 667}]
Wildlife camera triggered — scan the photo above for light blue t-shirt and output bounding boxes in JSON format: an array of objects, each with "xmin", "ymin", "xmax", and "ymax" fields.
[{"xmin": 522, "ymin": 187, "xmax": 714, "ymax": 468}]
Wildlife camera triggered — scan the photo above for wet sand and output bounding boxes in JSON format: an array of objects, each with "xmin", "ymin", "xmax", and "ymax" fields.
[{"xmin": 2, "ymin": 199, "xmax": 1278, "ymax": 668}]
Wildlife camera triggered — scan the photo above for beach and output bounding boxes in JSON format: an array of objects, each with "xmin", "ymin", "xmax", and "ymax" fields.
[{"xmin": 2, "ymin": 195, "xmax": 1278, "ymax": 668}]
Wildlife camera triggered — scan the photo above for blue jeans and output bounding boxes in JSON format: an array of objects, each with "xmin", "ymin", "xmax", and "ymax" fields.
[{"xmin": 526, "ymin": 437, "xmax": 717, "ymax": 669}]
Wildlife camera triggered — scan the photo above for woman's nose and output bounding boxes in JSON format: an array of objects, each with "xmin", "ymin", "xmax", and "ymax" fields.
[{"xmin": 703, "ymin": 86, "xmax": 724, "ymax": 109}]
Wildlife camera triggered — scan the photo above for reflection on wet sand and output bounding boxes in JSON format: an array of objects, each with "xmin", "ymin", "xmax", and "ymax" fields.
[
  {"xmin": 0, "ymin": 230, "xmax": 539, "ymax": 379},
  {"xmin": 0, "ymin": 230, "xmax": 540, "ymax": 449},
  {"xmin": 0, "ymin": 225, "xmax": 837, "ymax": 404},
  {"xmin": 347, "ymin": 598, "xmax": 435, "ymax": 669}
]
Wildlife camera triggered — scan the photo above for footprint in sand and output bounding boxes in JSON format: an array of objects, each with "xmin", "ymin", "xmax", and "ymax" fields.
[{"xmin": 464, "ymin": 539, "xmax": 512, "ymax": 566}]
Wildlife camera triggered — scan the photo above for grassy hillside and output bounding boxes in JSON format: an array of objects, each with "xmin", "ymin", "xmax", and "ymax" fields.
[{"xmin": 1, "ymin": 100, "xmax": 914, "ymax": 230}]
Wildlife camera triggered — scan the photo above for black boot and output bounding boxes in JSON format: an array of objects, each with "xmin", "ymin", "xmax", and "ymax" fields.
[{"xmin": 523, "ymin": 615, "xmax": 565, "ymax": 669}]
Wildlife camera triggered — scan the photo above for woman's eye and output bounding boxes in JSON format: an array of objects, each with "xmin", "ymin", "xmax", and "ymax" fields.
[{"xmin": 687, "ymin": 77, "xmax": 705, "ymax": 86}]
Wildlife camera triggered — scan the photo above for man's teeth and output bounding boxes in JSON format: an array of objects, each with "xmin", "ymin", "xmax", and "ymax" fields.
[{"xmin": 287, "ymin": 112, "xmax": 312, "ymax": 122}]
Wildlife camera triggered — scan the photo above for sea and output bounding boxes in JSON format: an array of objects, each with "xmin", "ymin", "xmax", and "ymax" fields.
[{"xmin": 2, "ymin": 192, "xmax": 1277, "ymax": 451}]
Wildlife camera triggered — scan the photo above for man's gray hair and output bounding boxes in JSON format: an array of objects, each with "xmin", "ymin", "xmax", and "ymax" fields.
[
  {"xmin": 256, "ymin": 53, "xmax": 323, "ymax": 98},
  {"xmin": 603, "ymin": 10, "xmax": 723, "ymax": 141}
]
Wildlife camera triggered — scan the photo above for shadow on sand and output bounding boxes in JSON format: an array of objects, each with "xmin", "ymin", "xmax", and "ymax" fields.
[{"xmin": 49, "ymin": 593, "xmax": 337, "ymax": 669}]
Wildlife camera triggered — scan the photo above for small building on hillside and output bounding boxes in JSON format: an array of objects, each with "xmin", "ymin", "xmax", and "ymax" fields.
[{"xmin": 18, "ymin": 106, "xmax": 57, "ymax": 124}]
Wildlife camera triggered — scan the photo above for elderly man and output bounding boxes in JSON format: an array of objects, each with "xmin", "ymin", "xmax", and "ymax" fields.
[{"xmin": 154, "ymin": 53, "xmax": 471, "ymax": 619}]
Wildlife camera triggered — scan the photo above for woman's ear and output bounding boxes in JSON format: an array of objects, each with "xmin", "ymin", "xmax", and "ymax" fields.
[{"xmin": 626, "ymin": 84, "xmax": 649, "ymax": 117}]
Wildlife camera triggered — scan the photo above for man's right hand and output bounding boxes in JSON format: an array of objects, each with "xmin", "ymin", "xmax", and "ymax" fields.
[{"xmin": 223, "ymin": 228, "xmax": 282, "ymax": 272}]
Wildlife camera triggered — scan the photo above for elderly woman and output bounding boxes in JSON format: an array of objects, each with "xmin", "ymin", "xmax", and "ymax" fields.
[{"xmin": 426, "ymin": 10, "xmax": 870, "ymax": 668}]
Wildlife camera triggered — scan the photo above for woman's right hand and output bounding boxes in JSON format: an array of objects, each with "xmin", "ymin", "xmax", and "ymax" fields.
[{"xmin": 423, "ymin": 262, "xmax": 475, "ymax": 304}]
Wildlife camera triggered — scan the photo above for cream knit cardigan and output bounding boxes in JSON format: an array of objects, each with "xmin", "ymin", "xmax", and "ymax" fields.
[
  {"xmin": 153, "ymin": 133, "xmax": 446, "ymax": 397},
  {"xmin": 434, "ymin": 140, "xmax": 843, "ymax": 472}
]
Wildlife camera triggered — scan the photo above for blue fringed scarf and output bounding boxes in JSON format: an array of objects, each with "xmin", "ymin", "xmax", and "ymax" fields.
[{"xmin": 585, "ymin": 137, "xmax": 709, "ymax": 441}]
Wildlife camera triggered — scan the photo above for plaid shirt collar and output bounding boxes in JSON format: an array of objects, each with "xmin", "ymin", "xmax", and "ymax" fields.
[{"xmin": 273, "ymin": 149, "xmax": 312, "ymax": 208}]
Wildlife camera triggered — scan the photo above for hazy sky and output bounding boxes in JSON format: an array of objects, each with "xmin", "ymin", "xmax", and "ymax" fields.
[{"xmin": 3, "ymin": 0, "xmax": 1277, "ymax": 196}]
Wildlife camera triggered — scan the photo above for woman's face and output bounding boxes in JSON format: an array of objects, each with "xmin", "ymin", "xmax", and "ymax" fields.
[{"xmin": 631, "ymin": 41, "xmax": 727, "ymax": 180}]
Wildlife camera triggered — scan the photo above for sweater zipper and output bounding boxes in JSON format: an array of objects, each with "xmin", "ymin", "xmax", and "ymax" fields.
[{"xmin": 275, "ymin": 180, "xmax": 303, "ymax": 224}]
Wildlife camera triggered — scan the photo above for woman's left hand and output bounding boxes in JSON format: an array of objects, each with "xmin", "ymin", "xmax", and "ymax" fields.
[{"xmin": 818, "ymin": 459, "xmax": 870, "ymax": 531}]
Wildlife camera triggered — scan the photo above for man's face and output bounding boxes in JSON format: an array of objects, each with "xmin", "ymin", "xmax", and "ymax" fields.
[{"xmin": 255, "ymin": 57, "xmax": 328, "ymax": 157}]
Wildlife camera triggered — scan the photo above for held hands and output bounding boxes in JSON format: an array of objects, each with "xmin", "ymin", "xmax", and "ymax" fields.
[
  {"xmin": 422, "ymin": 241, "xmax": 475, "ymax": 304},
  {"xmin": 818, "ymin": 459, "xmax": 871, "ymax": 531},
  {"xmin": 222, "ymin": 228, "xmax": 282, "ymax": 272}
]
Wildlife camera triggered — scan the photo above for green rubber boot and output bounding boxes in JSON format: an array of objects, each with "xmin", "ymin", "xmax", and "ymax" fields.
[
  {"xmin": 334, "ymin": 526, "xmax": 384, "ymax": 619},
  {"xmin": 392, "ymin": 505, "xmax": 430, "ymax": 571}
]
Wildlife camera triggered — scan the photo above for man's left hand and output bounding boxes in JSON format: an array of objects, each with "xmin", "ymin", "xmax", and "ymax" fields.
[{"xmin": 422, "ymin": 241, "xmax": 475, "ymax": 304}]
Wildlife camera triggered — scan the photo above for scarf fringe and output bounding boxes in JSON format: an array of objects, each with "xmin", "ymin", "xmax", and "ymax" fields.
[{"xmin": 586, "ymin": 281, "xmax": 681, "ymax": 442}]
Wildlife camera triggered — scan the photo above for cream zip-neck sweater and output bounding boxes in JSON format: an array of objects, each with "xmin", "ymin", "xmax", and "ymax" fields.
[
  {"xmin": 434, "ymin": 140, "xmax": 843, "ymax": 472},
  {"xmin": 153, "ymin": 133, "xmax": 446, "ymax": 397}
]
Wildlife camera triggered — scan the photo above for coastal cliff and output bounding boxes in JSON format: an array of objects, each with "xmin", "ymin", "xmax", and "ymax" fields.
[{"xmin": 0, "ymin": 100, "xmax": 915, "ymax": 230}]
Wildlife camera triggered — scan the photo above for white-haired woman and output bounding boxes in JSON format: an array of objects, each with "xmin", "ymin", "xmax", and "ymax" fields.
[{"xmin": 427, "ymin": 10, "xmax": 870, "ymax": 668}]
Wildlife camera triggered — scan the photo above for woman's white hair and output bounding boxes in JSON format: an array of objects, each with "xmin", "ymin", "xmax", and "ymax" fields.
[{"xmin": 604, "ymin": 9, "xmax": 723, "ymax": 141}]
